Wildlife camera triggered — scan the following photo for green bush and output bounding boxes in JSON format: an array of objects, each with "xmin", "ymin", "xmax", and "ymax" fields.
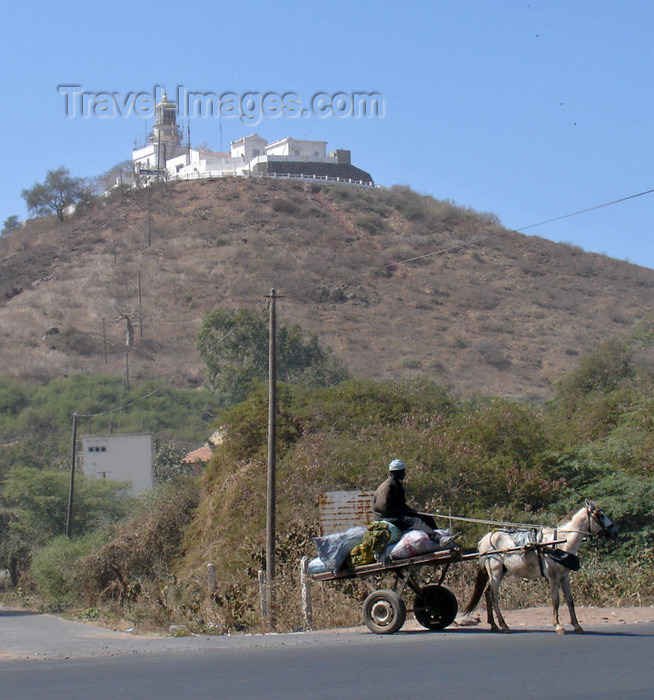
[
  {"xmin": 31, "ymin": 532, "xmax": 107, "ymax": 608},
  {"xmin": 0, "ymin": 374, "xmax": 217, "ymax": 469}
]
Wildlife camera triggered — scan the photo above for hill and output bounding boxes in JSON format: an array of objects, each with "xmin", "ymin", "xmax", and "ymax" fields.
[{"xmin": 2, "ymin": 177, "xmax": 654, "ymax": 398}]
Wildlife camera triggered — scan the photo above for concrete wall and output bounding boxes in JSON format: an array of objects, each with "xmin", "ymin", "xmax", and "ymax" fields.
[
  {"xmin": 231, "ymin": 133, "xmax": 268, "ymax": 161},
  {"xmin": 81, "ymin": 433, "xmax": 153, "ymax": 494},
  {"xmin": 265, "ymin": 137, "xmax": 327, "ymax": 158}
]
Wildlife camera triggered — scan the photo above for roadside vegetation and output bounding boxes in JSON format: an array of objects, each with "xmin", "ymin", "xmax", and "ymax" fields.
[{"xmin": 1, "ymin": 318, "xmax": 653, "ymax": 633}]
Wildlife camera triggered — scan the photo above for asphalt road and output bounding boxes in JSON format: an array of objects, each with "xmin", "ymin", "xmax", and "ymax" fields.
[{"xmin": 2, "ymin": 607, "xmax": 653, "ymax": 699}]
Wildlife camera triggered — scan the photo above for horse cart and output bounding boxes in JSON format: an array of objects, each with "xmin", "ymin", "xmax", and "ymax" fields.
[
  {"xmin": 309, "ymin": 547, "xmax": 480, "ymax": 634},
  {"xmin": 306, "ymin": 491, "xmax": 580, "ymax": 635},
  {"xmin": 309, "ymin": 539, "xmax": 573, "ymax": 634}
]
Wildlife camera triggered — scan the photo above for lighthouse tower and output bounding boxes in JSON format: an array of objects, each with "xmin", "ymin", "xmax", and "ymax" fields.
[
  {"xmin": 133, "ymin": 91, "xmax": 185, "ymax": 176},
  {"xmin": 151, "ymin": 92, "xmax": 182, "ymax": 165}
]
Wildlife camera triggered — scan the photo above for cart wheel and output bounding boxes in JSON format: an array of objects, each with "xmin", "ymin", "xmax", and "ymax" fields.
[
  {"xmin": 362, "ymin": 589, "xmax": 407, "ymax": 634},
  {"xmin": 413, "ymin": 584, "xmax": 458, "ymax": 630}
]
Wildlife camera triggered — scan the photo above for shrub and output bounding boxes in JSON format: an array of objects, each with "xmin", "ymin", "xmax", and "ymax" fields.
[
  {"xmin": 75, "ymin": 478, "xmax": 199, "ymax": 606},
  {"xmin": 31, "ymin": 532, "xmax": 108, "ymax": 608},
  {"xmin": 271, "ymin": 198, "xmax": 298, "ymax": 215},
  {"xmin": 354, "ymin": 214, "xmax": 384, "ymax": 234}
]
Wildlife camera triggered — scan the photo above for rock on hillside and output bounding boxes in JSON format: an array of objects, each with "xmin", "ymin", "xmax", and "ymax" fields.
[{"xmin": 1, "ymin": 177, "xmax": 653, "ymax": 398}]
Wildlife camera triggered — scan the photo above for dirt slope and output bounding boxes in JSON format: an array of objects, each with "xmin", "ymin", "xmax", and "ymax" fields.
[{"xmin": 2, "ymin": 177, "xmax": 653, "ymax": 397}]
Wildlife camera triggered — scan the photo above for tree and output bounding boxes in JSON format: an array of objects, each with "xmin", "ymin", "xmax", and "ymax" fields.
[
  {"xmin": 197, "ymin": 307, "xmax": 349, "ymax": 405},
  {"xmin": 153, "ymin": 440, "xmax": 197, "ymax": 483},
  {"xmin": 98, "ymin": 159, "xmax": 134, "ymax": 191},
  {"xmin": 556, "ymin": 319, "xmax": 654, "ymax": 402},
  {"xmin": 2, "ymin": 214, "xmax": 20, "ymax": 235},
  {"xmin": 21, "ymin": 167, "xmax": 89, "ymax": 222},
  {"xmin": 0, "ymin": 505, "xmax": 29, "ymax": 586},
  {"xmin": 0, "ymin": 467, "xmax": 133, "ymax": 583}
]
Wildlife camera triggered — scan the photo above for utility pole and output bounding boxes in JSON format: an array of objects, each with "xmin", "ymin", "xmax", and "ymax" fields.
[
  {"xmin": 66, "ymin": 412, "xmax": 78, "ymax": 538},
  {"xmin": 265, "ymin": 288, "xmax": 279, "ymax": 629},
  {"xmin": 147, "ymin": 186, "xmax": 152, "ymax": 247},
  {"xmin": 102, "ymin": 317, "xmax": 107, "ymax": 364},
  {"xmin": 119, "ymin": 314, "xmax": 134, "ymax": 392},
  {"xmin": 138, "ymin": 270, "xmax": 143, "ymax": 338}
]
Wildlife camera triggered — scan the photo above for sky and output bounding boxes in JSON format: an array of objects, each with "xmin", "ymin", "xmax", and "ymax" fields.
[{"xmin": 2, "ymin": 1, "xmax": 654, "ymax": 268}]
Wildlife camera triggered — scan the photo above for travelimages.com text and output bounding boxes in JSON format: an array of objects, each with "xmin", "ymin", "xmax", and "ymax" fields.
[{"xmin": 57, "ymin": 86, "xmax": 385, "ymax": 124}]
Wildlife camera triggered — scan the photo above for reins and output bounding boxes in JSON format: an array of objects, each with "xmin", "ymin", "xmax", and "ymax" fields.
[
  {"xmin": 421, "ymin": 511, "xmax": 545, "ymax": 530},
  {"xmin": 419, "ymin": 506, "xmax": 603, "ymax": 537}
]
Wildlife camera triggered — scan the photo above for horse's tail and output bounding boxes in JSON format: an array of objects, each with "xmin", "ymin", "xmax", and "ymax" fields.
[{"xmin": 463, "ymin": 567, "xmax": 489, "ymax": 615}]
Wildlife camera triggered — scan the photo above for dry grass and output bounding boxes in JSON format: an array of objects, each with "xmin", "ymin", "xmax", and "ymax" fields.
[{"xmin": 2, "ymin": 178, "xmax": 654, "ymax": 398}]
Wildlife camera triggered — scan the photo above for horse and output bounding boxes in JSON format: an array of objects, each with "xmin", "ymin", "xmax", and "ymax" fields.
[{"xmin": 463, "ymin": 500, "xmax": 617, "ymax": 634}]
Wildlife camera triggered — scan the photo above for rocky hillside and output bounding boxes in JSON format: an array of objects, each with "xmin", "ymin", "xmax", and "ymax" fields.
[{"xmin": 2, "ymin": 177, "xmax": 653, "ymax": 399}]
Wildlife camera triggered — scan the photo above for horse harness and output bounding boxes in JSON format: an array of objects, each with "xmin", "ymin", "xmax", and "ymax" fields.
[
  {"xmin": 525, "ymin": 502, "xmax": 610, "ymax": 574},
  {"xmin": 483, "ymin": 502, "xmax": 612, "ymax": 577},
  {"xmin": 492, "ymin": 527, "xmax": 579, "ymax": 577}
]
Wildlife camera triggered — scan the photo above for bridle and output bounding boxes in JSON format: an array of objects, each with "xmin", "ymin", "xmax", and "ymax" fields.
[
  {"xmin": 583, "ymin": 501, "xmax": 616, "ymax": 538},
  {"xmin": 555, "ymin": 501, "xmax": 616, "ymax": 539}
]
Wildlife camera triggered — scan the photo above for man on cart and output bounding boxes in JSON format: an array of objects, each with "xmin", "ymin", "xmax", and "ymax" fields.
[{"xmin": 373, "ymin": 459, "xmax": 440, "ymax": 539}]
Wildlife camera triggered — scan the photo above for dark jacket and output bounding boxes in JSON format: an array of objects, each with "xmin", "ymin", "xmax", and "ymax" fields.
[{"xmin": 373, "ymin": 475, "xmax": 417, "ymax": 520}]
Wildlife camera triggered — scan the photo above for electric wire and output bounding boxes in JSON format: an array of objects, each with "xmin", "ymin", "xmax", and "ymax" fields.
[
  {"xmin": 514, "ymin": 187, "xmax": 654, "ymax": 232},
  {"xmin": 74, "ymin": 369, "xmax": 189, "ymax": 419},
  {"xmin": 280, "ymin": 185, "xmax": 654, "ymax": 297},
  {"xmin": 73, "ymin": 327, "xmax": 236, "ymax": 419},
  {"xmin": 77, "ymin": 184, "xmax": 654, "ymax": 418}
]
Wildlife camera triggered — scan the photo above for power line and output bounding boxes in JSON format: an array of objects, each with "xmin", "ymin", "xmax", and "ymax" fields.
[
  {"xmin": 74, "ymin": 326, "xmax": 237, "ymax": 419},
  {"xmin": 75, "ymin": 370, "xmax": 188, "ymax": 419},
  {"xmin": 280, "ymin": 185, "xmax": 654, "ymax": 297},
  {"xmin": 515, "ymin": 187, "xmax": 654, "ymax": 232}
]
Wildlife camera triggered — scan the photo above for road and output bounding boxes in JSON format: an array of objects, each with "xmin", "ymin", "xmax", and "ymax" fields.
[{"xmin": 1, "ymin": 606, "xmax": 653, "ymax": 699}]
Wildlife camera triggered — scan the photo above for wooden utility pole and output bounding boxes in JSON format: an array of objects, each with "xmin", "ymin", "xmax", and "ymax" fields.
[
  {"xmin": 102, "ymin": 317, "xmax": 107, "ymax": 364},
  {"xmin": 124, "ymin": 315, "xmax": 134, "ymax": 392},
  {"xmin": 265, "ymin": 288, "xmax": 278, "ymax": 628},
  {"xmin": 147, "ymin": 186, "xmax": 152, "ymax": 247},
  {"xmin": 138, "ymin": 270, "xmax": 143, "ymax": 338},
  {"xmin": 65, "ymin": 412, "xmax": 78, "ymax": 538}
]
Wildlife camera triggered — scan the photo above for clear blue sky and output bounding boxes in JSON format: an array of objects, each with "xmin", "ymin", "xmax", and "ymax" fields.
[{"xmin": 2, "ymin": 1, "xmax": 654, "ymax": 269}]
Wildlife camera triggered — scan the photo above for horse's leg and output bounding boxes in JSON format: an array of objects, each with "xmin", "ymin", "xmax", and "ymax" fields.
[
  {"xmin": 561, "ymin": 575, "xmax": 583, "ymax": 634},
  {"xmin": 549, "ymin": 575, "xmax": 565, "ymax": 635},
  {"xmin": 484, "ymin": 586, "xmax": 499, "ymax": 632},
  {"xmin": 485, "ymin": 561, "xmax": 510, "ymax": 633},
  {"xmin": 481, "ymin": 560, "xmax": 500, "ymax": 631}
]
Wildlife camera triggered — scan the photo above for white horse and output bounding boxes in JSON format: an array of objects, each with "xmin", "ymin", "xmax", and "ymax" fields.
[{"xmin": 463, "ymin": 500, "xmax": 617, "ymax": 634}]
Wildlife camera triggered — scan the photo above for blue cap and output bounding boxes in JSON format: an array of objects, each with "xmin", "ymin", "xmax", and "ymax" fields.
[{"xmin": 389, "ymin": 459, "xmax": 406, "ymax": 472}]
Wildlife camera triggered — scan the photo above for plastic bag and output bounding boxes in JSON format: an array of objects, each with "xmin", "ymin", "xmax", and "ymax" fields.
[
  {"xmin": 314, "ymin": 526, "xmax": 366, "ymax": 572},
  {"xmin": 307, "ymin": 556, "xmax": 329, "ymax": 575},
  {"xmin": 389, "ymin": 530, "xmax": 439, "ymax": 559}
]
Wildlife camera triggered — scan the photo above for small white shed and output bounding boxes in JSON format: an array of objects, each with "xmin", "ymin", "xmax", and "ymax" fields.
[{"xmin": 81, "ymin": 433, "xmax": 154, "ymax": 494}]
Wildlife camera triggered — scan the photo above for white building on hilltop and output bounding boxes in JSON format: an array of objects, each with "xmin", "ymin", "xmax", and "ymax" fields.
[{"xmin": 132, "ymin": 93, "xmax": 373, "ymax": 185}]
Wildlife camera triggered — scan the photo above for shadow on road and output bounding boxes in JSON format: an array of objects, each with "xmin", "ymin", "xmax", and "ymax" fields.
[
  {"xmin": 0, "ymin": 608, "xmax": 40, "ymax": 618},
  {"xmin": 396, "ymin": 626, "xmax": 654, "ymax": 638}
]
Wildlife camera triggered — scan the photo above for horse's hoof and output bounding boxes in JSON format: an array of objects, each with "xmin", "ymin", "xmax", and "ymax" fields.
[
  {"xmin": 556, "ymin": 627, "xmax": 566, "ymax": 635},
  {"xmin": 573, "ymin": 627, "xmax": 584, "ymax": 635},
  {"xmin": 500, "ymin": 627, "xmax": 511, "ymax": 634}
]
